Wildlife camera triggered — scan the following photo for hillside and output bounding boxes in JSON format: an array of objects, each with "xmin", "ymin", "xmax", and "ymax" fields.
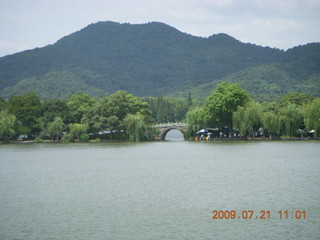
[
  {"xmin": 178, "ymin": 44, "xmax": 320, "ymax": 101},
  {"xmin": 0, "ymin": 21, "xmax": 319, "ymax": 100}
]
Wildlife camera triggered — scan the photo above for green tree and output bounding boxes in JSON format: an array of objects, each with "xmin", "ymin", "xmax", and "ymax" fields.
[
  {"xmin": 106, "ymin": 91, "xmax": 150, "ymax": 121},
  {"xmin": 232, "ymin": 106, "xmax": 247, "ymax": 136},
  {"xmin": 280, "ymin": 104, "xmax": 303, "ymax": 137},
  {"xmin": 47, "ymin": 117, "xmax": 65, "ymax": 141},
  {"xmin": 69, "ymin": 123, "xmax": 87, "ymax": 141},
  {"xmin": 187, "ymin": 91, "xmax": 193, "ymax": 107},
  {"xmin": 202, "ymin": 82, "xmax": 250, "ymax": 137},
  {"xmin": 262, "ymin": 111, "xmax": 282, "ymax": 138},
  {"xmin": 42, "ymin": 99, "xmax": 69, "ymax": 125},
  {"xmin": 0, "ymin": 97, "xmax": 6, "ymax": 111},
  {"xmin": 108, "ymin": 116, "xmax": 120, "ymax": 139},
  {"xmin": 123, "ymin": 113, "xmax": 154, "ymax": 141},
  {"xmin": 7, "ymin": 92, "xmax": 42, "ymax": 136},
  {"xmin": 304, "ymin": 98, "xmax": 320, "ymax": 138},
  {"xmin": 186, "ymin": 106, "xmax": 205, "ymax": 139},
  {"xmin": 0, "ymin": 111, "xmax": 17, "ymax": 142},
  {"xmin": 233, "ymin": 102, "xmax": 262, "ymax": 138},
  {"xmin": 67, "ymin": 93, "xmax": 94, "ymax": 123},
  {"xmin": 280, "ymin": 92, "xmax": 314, "ymax": 107}
]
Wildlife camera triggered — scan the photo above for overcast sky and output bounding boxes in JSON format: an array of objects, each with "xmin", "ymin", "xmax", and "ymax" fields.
[{"xmin": 0, "ymin": 0, "xmax": 319, "ymax": 57}]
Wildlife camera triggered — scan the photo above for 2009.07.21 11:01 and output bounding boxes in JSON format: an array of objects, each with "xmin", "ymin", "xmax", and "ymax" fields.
[{"xmin": 211, "ymin": 210, "xmax": 307, "ymax": 219}]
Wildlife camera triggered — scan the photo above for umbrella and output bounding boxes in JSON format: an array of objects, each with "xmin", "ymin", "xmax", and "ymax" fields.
[{"xmin": 196, "ymin": 129, "xmax": 208, "ymax": 134}]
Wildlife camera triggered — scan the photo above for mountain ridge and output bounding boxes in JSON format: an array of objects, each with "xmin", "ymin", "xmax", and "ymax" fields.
[{"xmin": 0, "ymin": 21, "xmax": 319, "ymax": 100}]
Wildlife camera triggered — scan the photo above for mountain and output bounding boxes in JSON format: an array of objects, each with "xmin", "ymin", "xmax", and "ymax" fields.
[
  {"xmin": 177, "ymin": 43, "xmax": 320, "ymax": 101},
  {"xmin": 0, "ymin": 21, "xmax": 319, "ymax": 100}
]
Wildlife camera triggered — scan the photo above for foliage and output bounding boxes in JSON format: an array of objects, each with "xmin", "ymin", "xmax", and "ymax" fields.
[
  {"xmin": 280, "ymin": 92, "xmax": 314, "ymax": 106},
  {"xmin": 42, "ymin": 99, "xmax": 69, "ymax": 126},
  {"xmin": 69, "ymin": 123, "xmax": 87, "ymax": 141},
  {"xmin": 233, "ymin": 103, "xmax": 261, "ymax": 137},
  {"xmin": 279, "ymin": 104, "xmax": 303, "ymax": 138},
  {"xmin": 186, "ymin": 106, "xmax": 205, "ymax": 139},
  {"xmin": 81, "ymin": 90, "xmax": 150, "ymax": 138},
  {"xmin": 262, "ymin": 112, "xmax": 282, "ymax": 138},
  {"xmin": 2, "ymin": 89, "xmax": 318, "ymax": 142},
  {"xmin": 0, "ymin": 97, "xmax": 6, "ymax": 111},
  {"xmin": 144, "ymin": 96, "xmax": 189, "ymax": 123},
  {"xmin": 304, "ymin": 98, "xmax": 320, "ymax": 138},
  {"xmin": 62, "ymin": 133, "xmax": 73, "ymax": 143},
  {"xmin": 1, "ymin": 21, "xmax": 319, "ymax": 101},
  {"xmin": 67, "ymin": 93, "xmax": 94, "ymax": 123},
  {"xmin": 80, "ymin": 133, "xmax": 90, "ymax": 142},
  {"xmin": 47, "ymin": 117, "xmax": 65, "ymax": 141},
  {"xmin": 123, "ymin": 113, "xmax": 155, "ymax": 141},
  {"xmin": 233, "ymin": 102, "xmax": 262, "ymax": 137},
  {"xmin": 33, "ymin": 137, "xmax": 44, "ymax": 143},
  {"xmin": 202, "ymin": 82, "xmax": 250, "ymax": 136},
  {"xmin": 176, "ymin": 63, "xmax": 320, "ymax": 102},
  {"xmin": 0, "ymin": 111, "xmax": 17, "ymax": 142},
  {"xmin": 7, "ymin": 92, "xmax": 42, "ymax": 135},
  {"xmin": 106, "ymin": 91, "xmax": 150, "ymax": 121}
]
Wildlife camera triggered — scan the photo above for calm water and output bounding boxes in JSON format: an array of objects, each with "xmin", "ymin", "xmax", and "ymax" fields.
[{"xmin": 0, "ymin": 140, "xmax": 319, "ymax": 240}]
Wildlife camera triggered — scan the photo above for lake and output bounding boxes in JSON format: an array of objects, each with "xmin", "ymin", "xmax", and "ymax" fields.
[{"xmin": 0, "ymin": 139, "xmax": 319, "ymax": 240}]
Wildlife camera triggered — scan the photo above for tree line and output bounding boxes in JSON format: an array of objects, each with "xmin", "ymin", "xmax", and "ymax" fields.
[
  {"xmin": 0, "ymin": 91, "xmax": 192, "ymax": 143},
  {"xmin": 1, "ymin": 82, "xmax": 319, "ymax": 143},
  {"xmin": 186, "ymin": 82, "xmax": 320, "ymax": 139}
]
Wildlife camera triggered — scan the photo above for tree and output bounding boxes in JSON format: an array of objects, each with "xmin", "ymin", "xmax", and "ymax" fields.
[
  {"xmin": 0, "ymin": 97, "xmax": 6, "ymax": 111},
  {"xmin": 233, "ymin": 102, "xmax": 263, "ymax": 138},
  {"xmin": 108, "ymin": 116, "xmax": 120, "ymax": 139},
  {"xmin": 304, "ymin": 98, "xmax": 320, "ymax": 138},
  {"xmin": 7, "ymin": 92, "xmax": 42, "ymax": 136},
  {"xmin": 202, "ymin": 82, "xmax": 250, "ymax": 137},
  {"xmin": 187, "ymin": 91, "xmax": 193, "ymax": 107},
  {"xmin": 42, "ymin": 99, "xmax": 69, "ymax": 125},
  {"xmin": 106, "ymin": 90, "xmax": 150, "ymax": 121},
  {"xmin": 262, "ymin": 111, "xmax": 282, "ymax": 138},
  {"xmin": 186, "ymin": 106, "xmax": 205, "ymax": 138},
  {"xmin": 232, "ymin": 106, "xmax": 247, "ymax": 136},
  {"xmin": 123, "ymin": 113, "xmax": 155, "ymax": 141},
  {"xmin": 0, "ymin": 111, "xmax": 17, "ymax": 142},
  {"xmin": 280, "ymin": 92, "xmax": 314, "ymax": 107},
  {"xmin": 67, "ymin": 93, "xmax": 94, "ymax": 123},
  {"xmin": 47, "ymin": 117, "xmax": 65, "ymax": 141},
  {"xmin": 69, "ymin": 123, "xmax": 87, "ymax": 141},
  {"xmin": 280, "ymin": 104, "xmax": 303, "ymax": 138}
]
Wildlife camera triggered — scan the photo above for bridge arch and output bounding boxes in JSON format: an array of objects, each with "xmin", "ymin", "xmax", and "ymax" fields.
[
  {"xmin": 154, "ymin": 123, "xmax": 188, "ymax": 141},
  {"xmin": 160, "ymin": 128, "xmax": 185, "ymax": 141}
]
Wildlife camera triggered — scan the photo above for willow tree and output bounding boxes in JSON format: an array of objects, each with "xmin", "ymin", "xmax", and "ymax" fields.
[
  {"xmin": 202, "ymin": 82, "xmax": 250, "ymax": 137},
  {"xmin": 47, "ymin": 117, "xmax": 65, "ymax": 141},
  {"xmin": 262, "ymin": 111, "xmax": 282, "ymax": 138},
  {"xmin": 280, "ymin": 104, "xmax": 303, "ymax": 138},
  {"xmin": 304, "ymin": 98, "xmax": 320, "ymax": 138},
  {"xmin": 123, "ymin": 113, "xmax": 156, "ymax": 141},
  {"xmin": 233, "ymin": 102, "xmax": 262, "ymax": 138},
  {"xmin": 0, "ymin": 111, "xmax": 17, "ymax": 143},
  {"xmin": 185, "ymin": 106, "xmax": 205, "ymax": 138}
]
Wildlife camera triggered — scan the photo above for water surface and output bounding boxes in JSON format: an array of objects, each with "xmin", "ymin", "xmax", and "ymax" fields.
[{"xmin": 0, "ymin": 141, "xmax": 319, "ymax": 239}]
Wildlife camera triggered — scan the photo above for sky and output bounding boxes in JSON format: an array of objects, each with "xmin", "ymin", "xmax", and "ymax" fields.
[{"xmin": 0, "ymin": 0, "xmax": 319, "ymax": 57}]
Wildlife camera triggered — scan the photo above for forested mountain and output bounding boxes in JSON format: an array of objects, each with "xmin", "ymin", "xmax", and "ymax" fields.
[{"xmin": 0, "ymin": 21, "xmax": 319, "ymax": 99}]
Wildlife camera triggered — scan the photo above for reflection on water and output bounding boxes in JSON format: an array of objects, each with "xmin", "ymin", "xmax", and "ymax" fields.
[
  {"xmin": 0, "ymin": 141, "xmax": 319, "ymax": 240},
  {"xmin": 165, "ymin": 129, "xmax": 185, "ymax": 141}
]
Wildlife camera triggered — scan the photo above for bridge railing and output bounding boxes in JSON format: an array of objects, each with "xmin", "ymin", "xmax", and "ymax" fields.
[{"xmin": 153, "ymin": 122, "xmax": 188, "ymax": 128}]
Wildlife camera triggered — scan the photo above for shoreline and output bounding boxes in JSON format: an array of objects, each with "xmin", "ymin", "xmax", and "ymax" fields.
[{"xmin": 1, "ymin": 137, "xmax": 319, "ymax": 145}]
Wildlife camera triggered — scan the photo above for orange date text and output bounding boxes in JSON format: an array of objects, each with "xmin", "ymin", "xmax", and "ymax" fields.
[{"xmin": 211, "ymin": 210, "xmax": 306, "ymax": 220}]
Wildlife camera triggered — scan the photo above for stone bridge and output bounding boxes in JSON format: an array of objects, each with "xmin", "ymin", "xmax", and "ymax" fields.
[{"xmin": 153, "ymin": 123, "xmax": 188, "ymax": 140}]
